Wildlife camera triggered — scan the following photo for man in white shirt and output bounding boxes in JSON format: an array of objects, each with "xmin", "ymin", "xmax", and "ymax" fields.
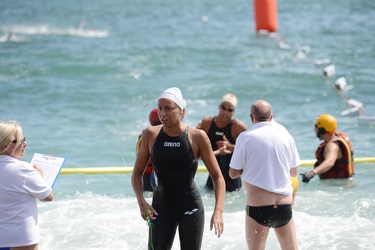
[{"xmin": 229, "ymin": 100, "xmax": 300, "ymax": 250}]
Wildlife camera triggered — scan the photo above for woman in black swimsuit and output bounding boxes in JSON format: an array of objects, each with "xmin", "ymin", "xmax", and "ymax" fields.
[{"xmin": 132, "ymin": 87, "xmax": 225, "ymax": 250}]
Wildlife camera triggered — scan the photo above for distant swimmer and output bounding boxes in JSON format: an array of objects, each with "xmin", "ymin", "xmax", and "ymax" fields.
[
  {"xmin": 76, "ymin": 19, "xmax": 84, "ymax": 32},
  {"xmin": 6, "ymin": 32, "xmax": 13, "ymax": 41},
  {"xmin": 73, "ymin": 19, "xmax": 107, "ymax": 38},
  {"xmin": 135, "ymin": 108, "xmax": 161, "ymax": 192},
  {"xmin": 3, "ymin": 32, "xmax": 14, "ymax": 42}
]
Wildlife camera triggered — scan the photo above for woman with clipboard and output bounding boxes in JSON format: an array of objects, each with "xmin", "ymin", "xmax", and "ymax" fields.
[{"xmin": 0, "ymin": 120, "xmax": 54, "ymax": 250}]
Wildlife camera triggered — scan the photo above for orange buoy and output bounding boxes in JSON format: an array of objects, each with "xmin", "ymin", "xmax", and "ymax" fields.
[{"xmin": 254, "ymin": 0, "xmax": 278, "ymax": 33}]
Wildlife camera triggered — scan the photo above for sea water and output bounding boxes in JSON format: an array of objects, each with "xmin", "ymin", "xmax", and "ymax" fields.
[{"xmin": 1, "ymin": 0, "xmax": 375, "ymax": 249}]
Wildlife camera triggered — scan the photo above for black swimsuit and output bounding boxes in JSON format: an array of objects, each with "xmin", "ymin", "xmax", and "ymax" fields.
[
  {"xmin": 150, "ymin": 126, "xmax": 204, "ymax": 250},
  {"xmin": 246, "ymin": 204, "xmax": 293, "ymax": 228},
  {"xmin": 206, "ymin": 117, "xmax": 242, "ymax": 192}
]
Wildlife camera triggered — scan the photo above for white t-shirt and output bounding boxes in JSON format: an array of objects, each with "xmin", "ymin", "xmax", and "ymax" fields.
[
  {"xmin": 0, "ymin": 155, "xmax": 52, "ymax": 247},
  {"xmin": 230, "ymin": 121, "xmax": 300, "ymax": 196}
]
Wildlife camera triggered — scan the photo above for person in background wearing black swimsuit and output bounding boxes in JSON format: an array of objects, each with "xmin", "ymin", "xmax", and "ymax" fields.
[
  {"xmin": 131, "ymin": 87, "xmax": 225, "ymax": 250},
  {"xmin": 197, "ymin": 94, "xmax": 247, "ymax": 192},
  {"xmin": 136, "ymin": 108, "xmax": 161, "ymax": 191}
]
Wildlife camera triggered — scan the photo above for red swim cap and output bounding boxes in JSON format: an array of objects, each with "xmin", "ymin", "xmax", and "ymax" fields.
[{"xmin": 149, "ymin": 108, "xmax": 160, "ymax": 125}]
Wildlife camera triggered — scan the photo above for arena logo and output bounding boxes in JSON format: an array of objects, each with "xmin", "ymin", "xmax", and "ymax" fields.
[{"xmin": 164, "ymin": 142, "xmax": 181, "ymax": 147}]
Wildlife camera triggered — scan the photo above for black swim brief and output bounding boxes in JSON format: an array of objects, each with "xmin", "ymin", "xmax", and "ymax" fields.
[{"xmin": 246, "ymin": 204, "xmax": 292, "ymax": 228}]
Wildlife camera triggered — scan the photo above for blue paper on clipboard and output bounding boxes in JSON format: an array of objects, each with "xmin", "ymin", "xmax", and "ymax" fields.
[{"xmin": 30, "ymin": 153, "xmax": 66, "ymax": 188}]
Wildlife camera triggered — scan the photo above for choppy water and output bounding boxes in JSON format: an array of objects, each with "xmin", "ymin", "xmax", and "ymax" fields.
[{"xmin": 1, "ymin": 0, "xmax": 375, "ymax": 249}]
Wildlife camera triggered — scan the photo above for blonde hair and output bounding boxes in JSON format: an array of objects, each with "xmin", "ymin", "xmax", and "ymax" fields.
[{"xmin": 0, "ymin": 120, "xmax": 23, "ymax": 154}]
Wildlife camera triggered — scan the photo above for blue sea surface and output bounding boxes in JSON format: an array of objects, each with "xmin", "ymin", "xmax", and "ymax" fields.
[{"xmin": 1, "ymin": 0, "xmax": 375, "ymax": 249}]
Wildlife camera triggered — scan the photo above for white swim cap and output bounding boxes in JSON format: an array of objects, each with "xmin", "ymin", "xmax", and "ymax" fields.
[
  {"xmin": 159, "ymin": 87, "xmax": 187, "ymax": 110},
  {"xmin": 221, "ymin": 93, "xmax": 238, "ymax": 107}
]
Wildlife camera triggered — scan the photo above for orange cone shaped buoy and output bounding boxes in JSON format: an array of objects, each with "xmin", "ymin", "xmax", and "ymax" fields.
[{"xmin": 254, "ymin": 0, "xmax": 278, "ymax": 33}]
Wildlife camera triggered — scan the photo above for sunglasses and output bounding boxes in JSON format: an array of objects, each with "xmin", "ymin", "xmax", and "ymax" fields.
[
  {"xmin": 220, "ymin": 104, "xmax": 234, "ymax": 112},
  {"xmin": 12, "ymin": 137, "xmax": 26, "ymax": 144},
  {"xmin": 151, "ymin": 121, "xmax": 162, "ymax": 126}
]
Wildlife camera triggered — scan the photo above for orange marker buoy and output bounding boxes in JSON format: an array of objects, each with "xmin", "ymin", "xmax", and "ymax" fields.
[{"xmin": 254, "ymin": 0, "xmax": 278, "ymax": 33}]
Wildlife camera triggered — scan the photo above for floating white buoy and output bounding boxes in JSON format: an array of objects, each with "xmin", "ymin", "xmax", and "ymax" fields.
[
  {"xmin": 297, "ymin": 45, "xmax": 311, "ymax": 54},
  {"xmin": 358, "ymin": 116, "xmax": 375, "ymax": 124},
  {"xmin": 201, "ymin": 16, "xmax": 209, "ymax": 23},
  {"xmin": 341, "ymin": 99, "xmax": 364, "ymax": 116},
  {"xmin": 347, "ymin": 99, "xmax": 363, "ymax": 109},
  {"xmin": 257, "ymin": 29, "xmax": 270, "ymax": 36},
  {"xmin": 341, "ymin": 106, "xmax": 361, "ymax": 116},
  {"xmin": 314, "ymin": 58, "xmax": 331, "ymax": 67},
  {"xmin": 323, "ymin": 64, "xmax": 335, "ymax": 77},
  {"xmin": 335, "ymin": 77, "xmax": 347, "ymax": 90},
  {"xmin": 278, "ymin": 41, "xmax": 291, "ymax": 49}
]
